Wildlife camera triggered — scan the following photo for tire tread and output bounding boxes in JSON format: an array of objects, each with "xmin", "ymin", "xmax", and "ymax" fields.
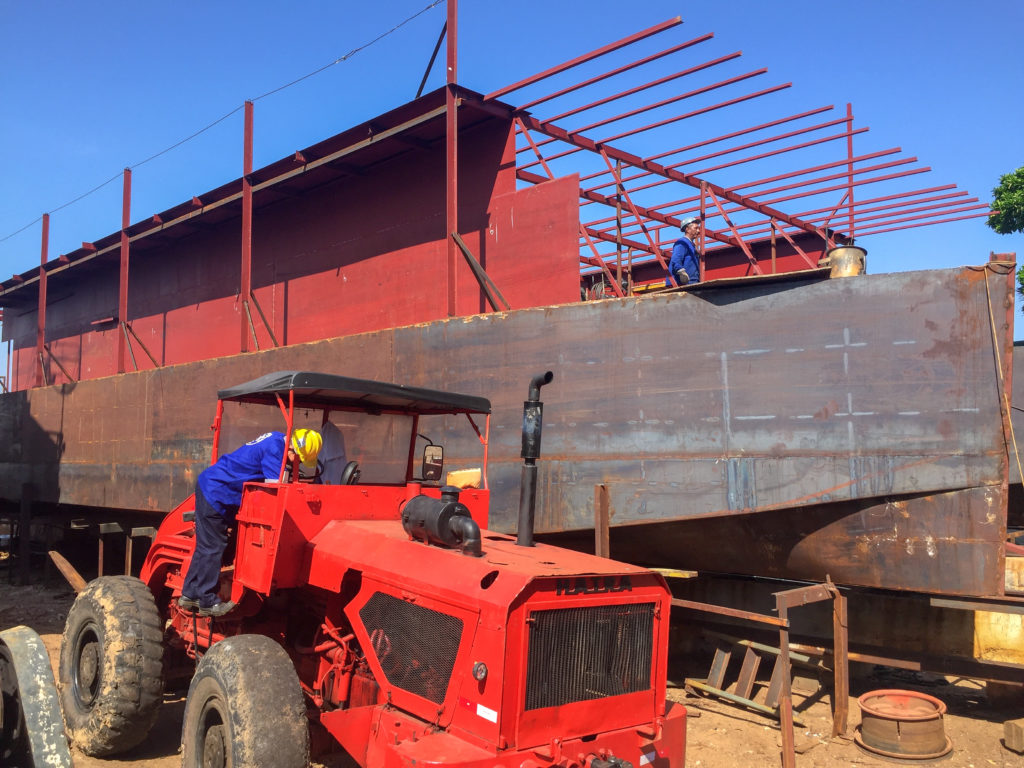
[{"xmin": 59, "ymin": 575, "xmax": 165, "ymax": 756}]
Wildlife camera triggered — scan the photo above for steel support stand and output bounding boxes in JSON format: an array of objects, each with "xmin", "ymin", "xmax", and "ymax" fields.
[
  {"xmin": 97, "ymin": 522, "xmax": 123, "ymax": 578},
  {"xmin": 125, "ymin": 526, "xmax": 157, "ymax": 577},
  {"xmin": 594, "ymin": 484, "xmax": 610, "ymax": 558},
  {"xmin": 19, "ymin": 484, "xmax": 33, "ymax": 585},
  {"xmin": 774, "ymin": 579, "xmax": 849, "ymax": 767}
]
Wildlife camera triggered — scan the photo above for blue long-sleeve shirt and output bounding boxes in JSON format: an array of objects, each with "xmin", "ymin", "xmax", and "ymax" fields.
[
  {"xmin": 666, "ymin": 237, "xmax": 700, "ymax": 286},
  {"xmin": 197, "ymin": 431, "xmax": 286, "ymax": 515}
]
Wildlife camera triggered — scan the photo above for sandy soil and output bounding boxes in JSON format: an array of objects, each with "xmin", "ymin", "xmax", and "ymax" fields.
[{"xmin": 2, "ymin": 580, "xmax": 1023, "ymax": 767}]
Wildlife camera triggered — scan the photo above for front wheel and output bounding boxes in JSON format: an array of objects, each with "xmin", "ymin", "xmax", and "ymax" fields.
[
  {"xmin": 181, "ymin": 634, "xmax": 309, "ymax": 768},
  {"xmin": 59, "ymin": 576, "xmax": 164, "ymax": 756},
  {"xmin": 1, "ymin": 625, "xmax": 73, "ymax": 767}
]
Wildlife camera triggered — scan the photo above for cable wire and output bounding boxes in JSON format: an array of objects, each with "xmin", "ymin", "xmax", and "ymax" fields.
[
  {"xmin": 0, "ymin": 0, "xmax": 444, "ymax": 248},
  {"xmin": 254, "ymin": 0, "xmax": 443, "ymax": 103}
]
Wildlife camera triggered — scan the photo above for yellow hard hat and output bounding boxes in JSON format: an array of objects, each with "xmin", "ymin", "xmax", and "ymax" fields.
[{"xmin": 291, "ymin": 428, "xmax": 322, "ymax": 468}]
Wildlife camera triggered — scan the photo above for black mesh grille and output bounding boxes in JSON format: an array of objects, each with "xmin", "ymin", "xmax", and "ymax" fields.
[
  {"xmin": 525, "ymin": 603, "xmax": 655, "ymax": 711},
  {"xmin": 359, "ymin": 592, "xmax": 464, "ymax": 704}
]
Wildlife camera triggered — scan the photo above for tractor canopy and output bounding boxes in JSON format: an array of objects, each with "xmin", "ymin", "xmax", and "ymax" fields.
[{"xmin": 216, "ymin": 370, "xmax": 491, "ymax": 415}]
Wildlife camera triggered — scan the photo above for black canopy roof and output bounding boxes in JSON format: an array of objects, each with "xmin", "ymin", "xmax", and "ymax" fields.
[{"xmin": 217, "ymin": 371, "xmax": 491, "ymax": 415}]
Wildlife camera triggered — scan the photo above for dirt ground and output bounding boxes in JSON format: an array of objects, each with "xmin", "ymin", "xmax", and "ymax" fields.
[{"xmin": 2, "ymin": 580, "xmax": 1023, "ymax": 768}]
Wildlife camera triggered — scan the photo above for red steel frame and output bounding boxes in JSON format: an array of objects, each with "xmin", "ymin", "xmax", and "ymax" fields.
[
  {"xmin": 490, "ymin": 19, "xmax": 991, "ymax": 286},
  {"xmin": 5, "ymin": 13, "xmax": 993, "ymax": 388}
]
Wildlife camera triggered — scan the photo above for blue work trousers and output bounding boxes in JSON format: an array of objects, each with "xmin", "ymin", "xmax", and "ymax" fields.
[{"xmin": 181, "ymin": 487, "xmax": 233, "ymax": 607}]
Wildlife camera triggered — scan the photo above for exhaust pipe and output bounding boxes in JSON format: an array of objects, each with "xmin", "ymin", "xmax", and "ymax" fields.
[{"xmin": 517, "ymin": 371, "xmax": 554, "ymax": 547}]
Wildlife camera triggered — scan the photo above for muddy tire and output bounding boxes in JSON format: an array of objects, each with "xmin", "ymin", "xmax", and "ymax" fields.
[
  {"xmin": 1, "ymin": 625, "xmax": 73, "ymax": 767},
  {"xmin": 59, "ymin": 576, "xmax": 164, "ymax": 756},
  {"xmin": 182, "ymin": 634, "xmax": 309, "ymax": 768}
]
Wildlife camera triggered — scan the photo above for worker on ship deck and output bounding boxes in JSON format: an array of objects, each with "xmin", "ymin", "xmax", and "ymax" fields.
[
  {"xmin": 666, "ymin": 216, "xmax": 702, "ymax": 287},
  {"xmin": 179, "ymin": 428, "xmax": 322, "ymax": 617}
]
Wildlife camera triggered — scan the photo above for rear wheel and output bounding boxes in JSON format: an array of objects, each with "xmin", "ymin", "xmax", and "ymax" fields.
[
  {"xmin": 182, "ymin": 634, "xmax": 309, "ymax": 768},
  {"xmin": 59, "ymin": 576, "xmax": 164, "ymax": 756}
]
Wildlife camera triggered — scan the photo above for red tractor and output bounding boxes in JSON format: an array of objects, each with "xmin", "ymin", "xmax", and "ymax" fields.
[{"xmin": 57, "ymin": 370, "xmax": 686, "ymax": 768}]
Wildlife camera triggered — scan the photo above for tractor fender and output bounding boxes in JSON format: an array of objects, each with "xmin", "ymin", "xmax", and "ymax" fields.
[{"xmin": 0, "ymin": 624, "xmax": 73, "ymax": 767}]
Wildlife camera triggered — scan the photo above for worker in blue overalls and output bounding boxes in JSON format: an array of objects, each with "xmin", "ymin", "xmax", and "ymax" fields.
[
  {"xmin": 179, "ymin": 428, "xmax": 322, "ymax": 616},
  {"xmin": 666, "ymin": 216, "xmax": 702, "ymax": 287}
]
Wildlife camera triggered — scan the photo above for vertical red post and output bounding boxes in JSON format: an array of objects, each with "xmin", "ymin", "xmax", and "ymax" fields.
[
  {"xmin": 241, "ymin": 100, "xmax": 254, "ymax": 351},
  {"xmin": 35, "ymin": 214, "xmax": 50, "ymax": 387},
  {"xmin": 445, "ymin": 0, "xmax": 458, "ymax": 317},
  {"xmin": 846, "ymin": 103, "xmax": 855, "ymax": 241},
  {"xmin": 118, "ymin": 169, "xmax": 132, "ymax": 373},
  {"xmin": 699, "ymin": 181, "xmax": 707, "ymax": 279}
]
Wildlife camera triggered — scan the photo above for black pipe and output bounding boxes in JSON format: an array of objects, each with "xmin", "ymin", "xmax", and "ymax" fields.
[
  {"xmin": 448, "ymin": 514, "xmax": 482, "ymax": 557},
  {"xmin": 517, "ymin": 371, "xmax": 554, "ymax": 547}
]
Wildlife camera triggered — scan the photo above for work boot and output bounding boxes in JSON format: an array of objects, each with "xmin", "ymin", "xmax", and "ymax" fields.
[
  {"xmin": 178, "ymin": 595, "xmax": 200, "ymax": 611},
  {"xmin": 199, "ymin": 600, "xmax": 235, "ymax": 618}
]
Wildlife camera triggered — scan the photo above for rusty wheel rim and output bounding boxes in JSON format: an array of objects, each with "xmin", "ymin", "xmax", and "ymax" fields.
[{"xmin": 857, "ymin": 689, "xmax": 951, "ymax": 760}]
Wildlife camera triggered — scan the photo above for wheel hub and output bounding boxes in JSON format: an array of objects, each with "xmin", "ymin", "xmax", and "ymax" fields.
[
  {"xmin": 203, "ymin": 723, "xmax": 226, "ymax": 768},
  {"xmin": 77, "ymin": 639, "xmax": 100, "ymax": 705}
]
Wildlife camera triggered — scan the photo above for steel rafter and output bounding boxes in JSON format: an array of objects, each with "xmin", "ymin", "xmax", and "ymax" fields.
[
  {"xmin": 518, "ymin": 113, "xmax": 833, "ymax": 243},
  {"xmin": 496, "ymin": 17, "xmax": 988, "ymax": 281},
  {"xmin": 579, "ymin": 114, "xmax": 857, "ymax": 193}
]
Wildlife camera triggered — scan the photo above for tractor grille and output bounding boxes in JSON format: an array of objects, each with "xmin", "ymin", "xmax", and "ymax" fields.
[
  {"xmin": 359, "ymin": 592, "xmax": 463, "ymax": 704},
  {"xmin": 525, "ymin": 603, "xmax": 655, "ymax": 711}
]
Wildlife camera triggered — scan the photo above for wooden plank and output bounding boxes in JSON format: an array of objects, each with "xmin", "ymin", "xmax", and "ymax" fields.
[{"xmin": 48, "ymin": 550, "xmax": 87, "ymax": 592}]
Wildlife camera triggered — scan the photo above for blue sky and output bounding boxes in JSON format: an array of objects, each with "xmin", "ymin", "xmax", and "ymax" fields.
[{"xmin": 1, "ymin": 0, "xmax": 1023, "ymax": 371}]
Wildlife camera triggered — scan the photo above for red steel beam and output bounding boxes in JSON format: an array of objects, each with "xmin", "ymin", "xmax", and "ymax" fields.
[
  {"xmin": 35, "ymin": 213, "xmax": 49, "ymax": 388},
  {"xmin": 598, "ymin": 81, "xmax": 792, "ymax": 145},
  {"xmin": 678, "ymin": 166, "xmax": 938, "ymax": 230},
  {"xmin": 693, "ymin": 127, "xmax": 871, "ymax": 181},
  {"xmin": 515, "ymin": 79, "xmax": 791, "ymax": 169},
  {"xmin": 569, "ymin": 67, "xmax": 768, "ymax": 138},
  {"xmin": 517, "ymin": 33, "xmax": 714, "ymax": 111},
  {"xmin": 848, "ymin": 206, "xmax": 994, "ymax": 235},
  {"xmin": 546, "ymin": 50, "xmax": 744, "ymax": 124},
  {"xmin": 846, "ymin": 103, "xmax": 855, "ymax": 239},
  {"xmin": 446, "ymin": 0, "xmax": 459, "ymax": 317},
  {"xmin": 792, "ymin": 186, "xmax": 962, "ymax": 221},
  {"xmin": 626, "ymin": 165, "xmax": 940, "ymax": 248},
  {"xmin": 759, "ymin": 165, "xmax": 930, "ymax": 208},
  {"xmin": 598, "ymin": 149, "xmax": 672, "ymax": 278},
  {"xmin": 515, "ymin": 117, "xmax": 555, "ymax": 179},
  {"xmin": 580, "ymin": 113, "xmax": 852, "ymax": 193},
  {"xmin": 808, "ymin": 198, "xmax": 983, "ymax": 232},
  {"xmin": 687, "ymin": 192, "xmax": 977, "ymax": 250},
  {"xmin": 241, "ymin": 100, "xmax": 254, "ymax": 353},
  {"xmin": 733, "ymin": 199, "xmax": 984, "ymax": 243},
  {"xmin": 520, "ymin": 167, "xmax": 740, "ymax": 250},
  {"xmin": 518, "ymin": 112, "xmax": 834, "ymax": 245},
  {"xmin": 578, "ymin": 224, "xmax": 626, "ymax": 297},
  {"xmin": 582, "ymin": 225, "xmax": 661, "ymax": 262},
  {"xmin": 854, "ymin": 211, "xmax": 994, "ymax": 238},
  {"xmin": 582, "ymin": 124, "xmax": 869, "ymax": 201},
  {"xmin": 485, "ymin": 17, "xmax": 682, "ymax": 102},
  {"xmin": 647, "ymin": 107, "xmax": 836, "ymax": 164},
  {"xmin": 726, "ymin": 149, "xmax": 906, "ymax": 196},
  {"xmin": 118, "ymin": 168, "xmax": 131, "ymax": 373}
]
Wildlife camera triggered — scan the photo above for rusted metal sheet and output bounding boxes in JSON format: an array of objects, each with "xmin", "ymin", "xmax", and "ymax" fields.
[
  {"xmin": 0, "ymin": 262, "xmax": 1013, "ymax": 596},
  {"xmin": 556, "ymin": 485, "xmax": 1005, "ymax": 597}
]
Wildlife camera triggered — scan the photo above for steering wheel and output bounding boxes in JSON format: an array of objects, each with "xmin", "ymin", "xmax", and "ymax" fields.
[
  {"xmin": 339, "ymin": 461, "xmax": 361, "ymax": 485},
  {"xmin": 293, "ymin": 458, "xmax": 323, "ymax": 483}
]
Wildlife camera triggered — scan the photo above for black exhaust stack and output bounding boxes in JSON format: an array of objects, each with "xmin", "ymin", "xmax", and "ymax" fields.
[{"xmin": 517, "ymin": 371, "xmax": 554, "ymax": 547}]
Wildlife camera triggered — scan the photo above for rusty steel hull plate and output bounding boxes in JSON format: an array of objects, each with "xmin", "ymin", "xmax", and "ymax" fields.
[{"xmin": 0, "ymin": 264, "xmax": 1014, "ymax": 596}]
